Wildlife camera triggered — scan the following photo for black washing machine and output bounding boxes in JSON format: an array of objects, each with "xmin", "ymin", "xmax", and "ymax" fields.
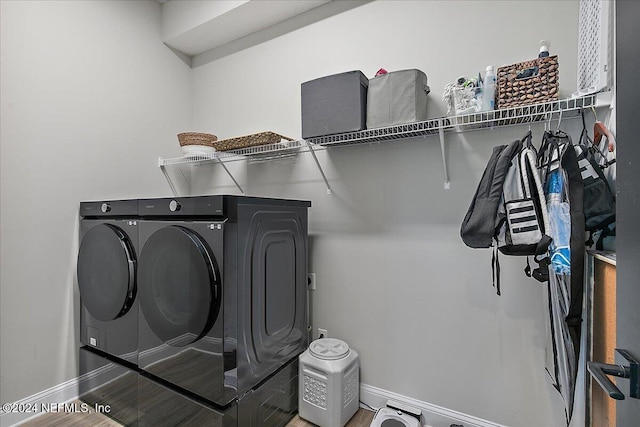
[
  {"xmin": 77, "ymin": 199, "xmax": 139, "ymax": 365},
  {"xmin": 136, "ymin": 195, "xmax": 311, "ymax": 426}
]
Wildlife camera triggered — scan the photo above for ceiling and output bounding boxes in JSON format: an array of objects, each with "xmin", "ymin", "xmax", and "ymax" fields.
[{"xmin": 160, "ymin": 0, "xmax": 333, "ymax": 57}]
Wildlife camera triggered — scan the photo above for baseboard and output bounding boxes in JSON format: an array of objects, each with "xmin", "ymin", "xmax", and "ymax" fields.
[
  {"xmin": 360, "ymin": 383, "xmax": 507, "ymax": 427},
  {"xmin": 0, "ymin": 364, "xmax": 117, "ymax": 427}
]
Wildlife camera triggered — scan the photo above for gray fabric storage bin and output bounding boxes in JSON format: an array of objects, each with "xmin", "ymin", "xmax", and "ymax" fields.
[
  {"xmin": 366, "ymin": 69, "xmax": 430, "ymax": 129},
  {"xmin": 301, "ymin": 70, "xmax": 368, "ymax": 139}
]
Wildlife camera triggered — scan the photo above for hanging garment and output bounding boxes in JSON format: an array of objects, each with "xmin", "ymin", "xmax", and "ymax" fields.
[
  {"xmin": 544, "ymin": 272, "xmax": 577, "ymax": 425},
  {"xmin": 538, "ymin": 131, "xmax": 585, "ymax": 425}
]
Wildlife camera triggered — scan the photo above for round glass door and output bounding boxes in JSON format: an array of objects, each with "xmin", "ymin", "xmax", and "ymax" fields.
[
  {"xmin": 138, "ymin": 226, "xmax": 221, "ymax": 346},
  {"xmin": 77, "ymin": 224, "xmax": 136, "ymax": 321}
]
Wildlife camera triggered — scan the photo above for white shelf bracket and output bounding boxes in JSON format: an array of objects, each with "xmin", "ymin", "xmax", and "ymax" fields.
[
  {"xmin": 159, "ymin": 158, "xmax": 179, "ymax": 196},
  {"xmin": 305, "ymin": 141, "xmax": 332, "ymax": 195},
  {"xmin": 215, "ymin": 157, "xmax": 244, "ymax": 195},
  {"xmin": 438, "ymin": 119, "xmax": 451, "ymax": 190}
]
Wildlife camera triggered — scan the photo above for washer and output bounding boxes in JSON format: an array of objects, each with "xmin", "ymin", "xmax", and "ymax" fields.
[
  {"xmin": 137, "ymin": 195, "xmax": 311, "ymax": 425},
  {"xmin": 77, "ymin": 199, "xmax": 139, "ymax": 365}
]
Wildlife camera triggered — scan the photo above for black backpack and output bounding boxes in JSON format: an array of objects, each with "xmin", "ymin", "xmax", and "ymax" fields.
[
  {"xmin": 461, "ymin": 131, "xmax": 551, "ymax": 294},
  {"xmin": 576, "ymin": 110, "xmax": 616, "ymax": 248},
  {"xmin": 460, "ymin": 140, "xmax": 521, "ymax": 249}
]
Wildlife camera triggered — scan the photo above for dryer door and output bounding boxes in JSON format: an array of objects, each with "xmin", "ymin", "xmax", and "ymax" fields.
[
  {"xmin": 77, "ymin": 223, "xmax": 136, "ymax": 321},
  {"xmin": 138, "ymin": 225, "xmax": 221, "ymax": 346}
]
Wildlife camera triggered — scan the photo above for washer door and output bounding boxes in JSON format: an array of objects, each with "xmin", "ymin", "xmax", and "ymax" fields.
[
  {"xmin": 138, "ymin": 226, "xmax": 221, "ymax": 346},
  {"xmin": 77, "ymin": 224, "xmax": 136, "ymax": 321}
]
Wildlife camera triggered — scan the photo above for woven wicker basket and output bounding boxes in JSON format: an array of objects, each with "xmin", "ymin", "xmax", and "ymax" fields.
[
  {"xmin": 177, "ymin": 132, "xmax": 217, "ymax": 147},
  {"xmin": 497, "ymin": 56, "xmax": 559, "ymax": 109},
  {"xmin": 212, "ymin": 131, "xmax": 293, "ymax": 152}
]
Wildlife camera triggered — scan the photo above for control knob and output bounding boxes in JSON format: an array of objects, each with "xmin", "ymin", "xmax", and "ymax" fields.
[
  {"xmin": 169, "ymin": 200, "xmax": 181, "ymax": 212},
  {"xmin": 101, "ymin": 203, "xmax": 111, "ymax": 213}
]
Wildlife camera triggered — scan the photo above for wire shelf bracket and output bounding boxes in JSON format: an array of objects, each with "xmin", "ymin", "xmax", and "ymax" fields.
[
  {"xmin": 303, "ymin": 140, "xmax": 332, "ymax": 195},
  {"xmin": 216, "ymin": 157, "xmax": 244, "ymax": 194},
  {"xmin": 438, "ymin": 118, "xmax": 451, "ymax": 190},
  {"xmin": 159, "ymin": 160, "xmax": 179, "ymax": 196}
]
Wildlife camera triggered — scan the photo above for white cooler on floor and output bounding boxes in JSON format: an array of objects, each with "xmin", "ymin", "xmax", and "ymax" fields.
[{"xmin": 299, "ymin": 338, "xmax": 360, "ymax": 427}]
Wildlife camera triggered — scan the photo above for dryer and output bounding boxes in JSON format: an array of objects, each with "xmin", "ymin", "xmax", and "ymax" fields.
[
  {"xmin": 136, "ymin": 195, "xmax": 311, "ymax": 426},
  {"xmin": 77, "ymin": 199, "xmax": 139, "ymax": 365}
]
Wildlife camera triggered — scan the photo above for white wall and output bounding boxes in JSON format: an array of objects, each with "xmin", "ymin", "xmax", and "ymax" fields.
[
  {"xmin": 190, "ymin": 1, "xmax": 581, "ymax": 426},
  {"xmin": 0, "ymin": 0, "xmax": 191, "ymax": 403}
]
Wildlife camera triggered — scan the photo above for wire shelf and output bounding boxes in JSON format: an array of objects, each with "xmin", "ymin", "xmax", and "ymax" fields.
[
  {"xmin": 449, "ymin": 94, "xmax": 597, "ymax": 132},
  {"xmin": 159, "ymin": 139, "xmax": 312, "ymax": 166},
  {"xmin": 158, "ymin": 94, "xmax": 605, "ymax": 195},
  {"xmin": 306, "ymin": 118, "xmax": 445, "ymax": 147},
  {"xmin": 159, "ymin": 94, "xmax": 599, "ymax": 167},
  {"xmin": 159, "ymin": 153, "xmax": 217, "ymax": 166}
]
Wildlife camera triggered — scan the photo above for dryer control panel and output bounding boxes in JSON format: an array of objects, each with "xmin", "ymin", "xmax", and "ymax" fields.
[
  {"xmin": 139, "ymin": 196, "xmax": 225, "ymax": 217},
  {"xmin": 80, "ymin": 199, "xmax": 138, "ymax": 218}
]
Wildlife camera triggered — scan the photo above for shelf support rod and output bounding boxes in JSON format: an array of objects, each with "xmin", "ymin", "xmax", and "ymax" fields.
[
  {"xmin": 438, "ymin": 119, "xmax": 451, "ymax": 190},
  {"xmin": 159, "ymin": 159, "xmax": 179, "ymax": 196},
  {"xmin": 305, "ymin": 141, "xmax": 332, "ymax": 195},
  {"xmin": 216, "ymin": 157, "xmax": 244, "ymax": 194}
]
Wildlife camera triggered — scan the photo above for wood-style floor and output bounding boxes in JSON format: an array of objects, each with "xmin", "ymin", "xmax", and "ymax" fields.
[
  {"xmin": 20, "ymin": 401, "xmax": 121, "ymax": 426},
  {"xmin": 22, "ymin": 350, "xmax": 375, "ymax": 426},
  {"xmin": 20, "ymin": 403, "xmax": 374, "ymax": 426},
  {"xmin": 288, "ymin": 409, "xmax": 375, "ymax": 427}
]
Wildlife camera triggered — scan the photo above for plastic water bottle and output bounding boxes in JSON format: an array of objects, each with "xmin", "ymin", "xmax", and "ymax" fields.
[
  {"xmin": 547, "ymin": 170, "xmax": 571, "ymax": 274},
  {"xmin": 539, "ymin": 40, "xmax": 550, "ymax": 58},
  {"xmin": 483, "ymin": 66, "xmax": 496, "ymax": 111}
]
